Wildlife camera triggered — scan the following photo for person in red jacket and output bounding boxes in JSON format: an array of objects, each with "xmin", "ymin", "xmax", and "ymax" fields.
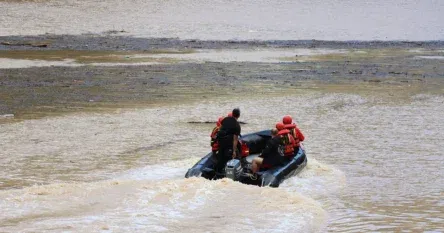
[
  {"xmin": 210, "ymin": 116, "xmax": 224, "ymax": 155},
  {"xmin": 282, "ymin": 115, "xmax": 305, "ymax": 153},
  {"xmin": 251, "ymin": 123, "xmax": 295, "ymax": 173},
  {"xmin": 276, "ymin": 122, "xmax": 296, "ymax": 157},
  {"xmin": 210, "ymin": 112, "xmax": 233, "ymax": 154},
  {"xmin": 210, "ymin": 112, "xmax": 234, "ymax": 160}
]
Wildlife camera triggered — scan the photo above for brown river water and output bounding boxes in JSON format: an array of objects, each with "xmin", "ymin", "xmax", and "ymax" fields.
[
  {"xmin": 1, "ymin": 0, "xmax": 444, "ymax": 232},
  {"xmin": 1, "ymin": 0, "xmax": 443, "ymax": 40},
  {"xmin": 1, "ymin": 92, "xmax": 443, "ymax": 232}
]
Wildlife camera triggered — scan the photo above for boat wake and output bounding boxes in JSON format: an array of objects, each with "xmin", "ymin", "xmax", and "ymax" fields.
[{"xmin": 0, "ymin": 156, "xmax": 339, "ymax": 232}]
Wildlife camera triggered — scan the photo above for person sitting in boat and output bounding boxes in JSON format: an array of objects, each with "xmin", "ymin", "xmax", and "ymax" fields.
[
  {"xmin": 282, "ymin": 115, "xmax": 305, "ymax": 153},
  {"xmin": 251, "ymin": 123, "xmax": 295, "ymax": 173},
  {"xmin": 275, "ymin": 122, "xmax": 296, "ymax": 158},
  {"xmin": 215, "ymin": 108, "xmax": 241, "ymax": 173}
]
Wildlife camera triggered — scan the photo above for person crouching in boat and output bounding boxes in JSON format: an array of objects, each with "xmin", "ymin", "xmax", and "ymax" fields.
[
  {"xmin": 282, "ymin": 115, "xmax": 305, "ymax": 154},
  {"xmin": 251, "ymin": 123, "xmax": 295, "ymax": 173},
  {"xmin": 215, "ymin": 108, "xmax": 241, "ymax": 173}
]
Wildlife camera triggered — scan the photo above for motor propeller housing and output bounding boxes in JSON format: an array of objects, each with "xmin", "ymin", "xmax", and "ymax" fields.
[{"xmin": 225, "ymin": 159, "xmax": 242, "ymax": 181}]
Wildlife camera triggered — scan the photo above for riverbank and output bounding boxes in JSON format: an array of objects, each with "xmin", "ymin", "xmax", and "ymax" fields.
[
  {"xmin": 1, "ymin": 36, "xmax": 443, "ymax": 123},
  {"xmin": 2, "ymin": 35, "xmax": 444, "ymax": 51}
]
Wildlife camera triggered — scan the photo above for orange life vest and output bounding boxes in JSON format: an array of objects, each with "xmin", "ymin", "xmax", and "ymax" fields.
[
  {"xmin": 278, "ymin": 129, "xmax": 295, "ymax": 156},
  {"xmin": 284, "ymin": 124, "xmax": 301, "ymax": 148},
  {"xmin": 210, "ymin": 126, "xmax": 220, "ymax": 151}
]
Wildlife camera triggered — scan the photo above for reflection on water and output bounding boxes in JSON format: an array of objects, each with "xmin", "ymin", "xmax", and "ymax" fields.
[
  {"xmin": 1, "ymin": 0, "xmax": 443, "ymax": 40},
  {"xmin": 1, "ymin": 92, "xmax": 443, "ymax": 232}
]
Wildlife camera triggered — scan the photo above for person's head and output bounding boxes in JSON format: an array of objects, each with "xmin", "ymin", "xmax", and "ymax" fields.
[
  {"xmin": 275, "ymin": 122, "xmax": 285, "ymax": 131},
  {"xmin": 227, "ymin": 112, "xmax": 233, "ymax": 117},
  {"xmin": 232, "ymin": 108, "xmax": 240, "ymax": 119},
  {"xmin": 271, "ymin": 128, "xmax": 278, "ymax": 136},
  {"xmin": 283, "ymin": 115, "xmax": 293, "ymax": 125},
  {"xmin": 217, "ymin": 116, "xmax": 223, "ymax": 127}
]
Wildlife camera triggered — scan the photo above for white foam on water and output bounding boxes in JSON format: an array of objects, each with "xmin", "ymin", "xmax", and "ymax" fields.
[
  {"xmin": 0, "ymin": 177, "xmax": 327, "ymax": 232},
  {"xmin": 281, "ymin": 157, "xmax": 346, "ymax": 197},
  {"xmin": 117, "ymin": 157, "xmax": 202, "ymax": 181}
]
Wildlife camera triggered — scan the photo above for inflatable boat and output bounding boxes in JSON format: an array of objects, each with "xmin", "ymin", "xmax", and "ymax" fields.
[{"xmin": 185, "ymin": 130, "xmax": 307, "ymax": 187}]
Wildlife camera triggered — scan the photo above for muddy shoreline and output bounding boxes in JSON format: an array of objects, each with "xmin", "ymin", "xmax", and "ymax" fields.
[
  {"xmin": 1, "ymin": 35, "xmax": 444, "ymax": 122},
  {"xmin": 2, "ymin": 34, "xmax": 444, "ymax": 51}
]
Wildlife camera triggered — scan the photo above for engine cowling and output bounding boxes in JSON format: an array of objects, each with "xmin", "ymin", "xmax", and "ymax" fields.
[{"xmin": 225, "ymin": 159, "xmax": 242, "ymax": 181}]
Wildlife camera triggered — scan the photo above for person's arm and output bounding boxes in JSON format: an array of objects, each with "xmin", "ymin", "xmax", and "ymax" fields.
[
  {"xmin": 232, "ymin": 122, "xmax": 241, "ymax": 159},
  {"xmin": 232, "ymin": 134, "xmax": 238, "ymax": 159},
  {"xmin": 296, "ymin": 128, "xmax": 305, "ymax": 141}
]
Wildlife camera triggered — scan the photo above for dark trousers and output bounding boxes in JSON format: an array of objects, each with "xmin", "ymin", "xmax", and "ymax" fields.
[{"xmin": 214, "ymin": 147, "xmax": 236, "ymax": 173}]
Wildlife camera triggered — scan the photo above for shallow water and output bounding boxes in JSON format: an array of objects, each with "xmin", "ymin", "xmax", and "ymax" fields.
[
  {"xmin": 0, "ymin": 58, "xmax": 81, "ymax": 69},
  {"xmin": 0, "ymin": 48, "xmax": 344, "ymax": 69},
  {"xmin": 1, "ymin": 0, "xmax": 444, "ymax": 40},
  {"xmin": 1, "ymin": 92, "xmax": 443, "ymax": 232}
]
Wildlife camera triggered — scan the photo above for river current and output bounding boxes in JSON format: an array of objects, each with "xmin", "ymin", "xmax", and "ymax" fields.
[
  {"xmin": 1, "ymin": 93, "xmax": 443, "ymax": 232},
  {"xmin": 1, "ymin": 0, "xmax": 443, "ymax": 232}
]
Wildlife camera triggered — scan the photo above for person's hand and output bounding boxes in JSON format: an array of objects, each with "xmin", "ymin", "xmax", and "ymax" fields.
[{"xmin": 232, "ymin": 152, "xmax": 237, "ymax": 159}]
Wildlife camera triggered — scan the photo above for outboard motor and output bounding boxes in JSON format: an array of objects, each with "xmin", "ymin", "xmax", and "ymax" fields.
[{"xmin": 225, "ymin": 159, "xmax": 242, "ymax": 181}]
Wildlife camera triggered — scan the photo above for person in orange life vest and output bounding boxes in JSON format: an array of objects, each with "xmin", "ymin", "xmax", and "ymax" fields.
[
  {"xmin": 210, "ymin": 116, "xmax": 224, "ymax": 154},
  {"xmin": 276, "ymin": 122, "xmax": 296, "ymax": 157},
  {"xmin": 282, "ymin": 115, "xmax": 305, "ymax": 152},
  {"xmin": 210, "ymin": 112, "xmax": 233, "ymax": 154},
  {"xmin": 215, "ymin": 108, "xmax": 241, "ymax": 173},
  {"xmin": 210, "ymin": 112, "xmax": 232, "ymax": 148},
  {"xmin": 211, "ymin": 112, "xmax": 233, "ymax": 157},
  {"xmin": 251, "ymin": 123, "xmax": 295, "ymax": 173}
]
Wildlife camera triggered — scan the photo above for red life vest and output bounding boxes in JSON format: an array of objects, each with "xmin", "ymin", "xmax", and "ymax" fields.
[
  {"xmin": 277, "ymin": 129, "xmax": 295, "ymax": 156},
  {"xmin": 240, "ymin": 141, "xmax": 250, "ymax": 157},
  {"xmin": 210, "ymin": 126, "xmax": 220, "ymax": 151},
  {"xmin": 284, "ymin": 124, "xmax": 302, "ymax": 148}
]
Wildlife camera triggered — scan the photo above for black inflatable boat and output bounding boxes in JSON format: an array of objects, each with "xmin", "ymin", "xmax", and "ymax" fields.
[{"xmin": 185, "ymin": 130, "xmax": 307, "ymax": 187}]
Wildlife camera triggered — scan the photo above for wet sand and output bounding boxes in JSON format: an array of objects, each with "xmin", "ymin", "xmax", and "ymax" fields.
[
  {"xmin": 1, "ymin": 35, "xmax": 443, "ymax": 122},
  {"xmin": 2, "ymin": 35, "xmax": 444, "ymax": 52}
]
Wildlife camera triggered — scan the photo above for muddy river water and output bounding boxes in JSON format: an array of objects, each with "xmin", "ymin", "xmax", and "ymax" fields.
[
  {"xmin": 1, "ymin": 0, "xmax": 444, "ymax": 232},
  {"xmin": 1, "ymin": 92, "xmax": 443, "ymax": 232},
  {"xmin": 1, "ymin": 0, "xmax": 444, "ymax": 40}
]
